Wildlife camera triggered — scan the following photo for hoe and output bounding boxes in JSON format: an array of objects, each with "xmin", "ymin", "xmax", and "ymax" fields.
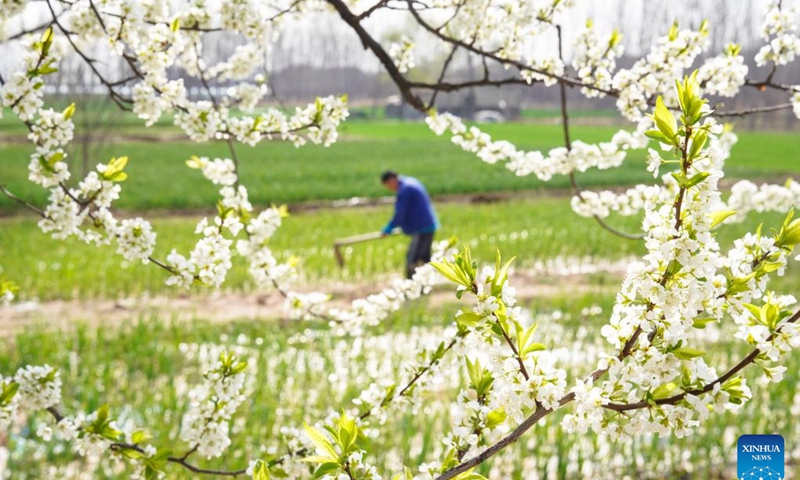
[{"xmin": 333, "ymin": 231, "xmax": 393, "ymax": 267}]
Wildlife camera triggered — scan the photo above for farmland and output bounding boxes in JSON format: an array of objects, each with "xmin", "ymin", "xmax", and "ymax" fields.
[
  {"xmin": 1, "ymin": 118, "xmax": 799, "ymax": 213},
  {"xmin": 1, "ymin": 116, "xmax": 800, "ymax": 479}
]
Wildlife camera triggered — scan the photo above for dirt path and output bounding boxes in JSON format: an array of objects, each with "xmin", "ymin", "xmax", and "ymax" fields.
[{"xmin": 0, "ymin": 269, "xmax": 620, "ymax": 337}]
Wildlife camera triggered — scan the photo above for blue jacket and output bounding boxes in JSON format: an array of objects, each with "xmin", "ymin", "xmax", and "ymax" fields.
[{"xmin": 383, "ymin": 176, "xmax": 439, "ymax": 235}]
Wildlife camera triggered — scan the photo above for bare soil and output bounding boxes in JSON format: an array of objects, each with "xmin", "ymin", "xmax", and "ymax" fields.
[{"xmin": 0, "ymin": 270, "xmax": 620, "ymax": 337}]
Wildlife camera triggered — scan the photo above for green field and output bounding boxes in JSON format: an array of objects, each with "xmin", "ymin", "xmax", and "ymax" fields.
[
  {"xmin": 3, "ymin": 197, "xmax": 797, "ymax": 301},
  {"xmin": 1, "ymin": 120, "xmax": 798, "ymax": 213},
  {"xmin": 2, "ymin": 296, "xmax": 798, "ymax": 479},
  {"xmin": 3, "ymin": 110, "xmax": 800, "ymax": 480}
]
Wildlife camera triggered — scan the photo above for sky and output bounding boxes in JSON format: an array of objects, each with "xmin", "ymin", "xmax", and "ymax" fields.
[{"xmin": 1, "ymin": 0, "xmax": 798, "ymax": 74}]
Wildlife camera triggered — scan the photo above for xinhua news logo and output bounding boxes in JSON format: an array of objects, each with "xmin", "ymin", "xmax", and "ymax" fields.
[{"xmin": 737, "ymin": 434, "xmax": 785, "ymax": 480}]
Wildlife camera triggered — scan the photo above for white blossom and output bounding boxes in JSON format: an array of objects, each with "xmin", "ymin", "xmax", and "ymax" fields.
[
  {"xmin": 14, "ymin": 365, "xmax": 61, "ymax": 410},
  {"xmin": 116, "ymin": 218, "xmax": 157, "ymax": 263}
]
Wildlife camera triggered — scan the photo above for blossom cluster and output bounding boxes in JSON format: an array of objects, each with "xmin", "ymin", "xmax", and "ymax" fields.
[
  {"xmin": 754, "ymin": 0, "xmax": 800, "ymax": 67},
  {"xmin": 285, "ymin": 241, "xmax": 456, "ymax": 331},
  {"xmin": 726, "ymin": 179, "xmax": 800, "ymax": 222},
  {"xmin": 571, "ymin": 184, "xmax": 664, "ymax": 219},
  {"xmin": 571, "ymin": 21, "xmax": 624, "ymax": 97},
  {"xmin": 696, "ymin": 43, "xmax": 749, "ymax": 97},
  {"xmin": 180, "ymin": 353, "xmax": 248, "ymax": 459},
  {"xmin": 571, "ymin": 176, "xmax": 800, "ymax": 223},
  {"xmin": 426, "ymin": 111, "xmax": 649, "ymax": 181},
  {"xmin": 2, "ymin": 362, "xmax": 166, "ymax": 476},
  {"xmin": 353, "ymin": 328, "xmax": 464, "ymax": 428},
  {"xmin": 611, "ymin": 21, "xmax": 710, "ymax": 120},
  {"xmin": 389, "ymin": 38, "xmax": 416, "ymax": 74},
  {"xmin": 436, "ymin": 0, "xmax": 575, "ymax": 63},
  {"xmin": 14, "ymin": 365, "xmax": 62, "ymax": 411},
  {"xmin": 563, "ymin": 80, "xmax": 800, "ymax": 441},
  {"xmin": 421, "ymin": 252, "xmax": 568, "ymax": 477},
  {"xmin": 1, "ymin": 72, "xmax": 45, "ymax": 122}
]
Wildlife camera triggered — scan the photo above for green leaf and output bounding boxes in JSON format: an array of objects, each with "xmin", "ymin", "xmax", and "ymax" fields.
[
  {"xmin": 688, "ymin": 130, "xmax": 707, "ymax": 159},
  {"xmin": 761, "ymin": 262, "xmax": 784, "ymax": 274},
  {"xmin": 725, "ymin": 42, "xmax": 741, "ymax": 56},
  {"xmin": 608, "ymin": 29, "xmax": 622, "ymax": 48},
  {"xmin": 303, "ymin": 422, "xmax": 337, "ymax": 460},
  {"xmin": 668, "ymin": 20, "xmax": 679, "ymax": 41},
  {"xmin": 780, "ymin": 218, "xmax": 800, "ymax": 246},
  {"xmin": 230, "ymin": 360, "xmax": 248, "ymax": 375},
  {"xmin": 523, "ymin": 342, "xmax": 546, "ymax": 355},
  {"xmin": 673, "ymin": 347, "xmax": 705, "ymax": 360},
  {"xmin": 118, "ymin": 447, "xmax": 146, "ymax": 460},
  {"xmin": 684, "ymin": 171, "xmax": 710, "ymax": 189},
  {"xmin": 651, "ymin": 382, "xmax": 678, "ymax": 399},
  {"xmin": 186, "ymin": 155, "xmax": 204, "ymax": 169},
  {"xmin": 651, "ymin": 96, "xmax": 677, "ymax": 140},
  {"xmin": 453, "ymin": 469, "xmax": 487, "ymax": 480},
  {"xmin": 710, "ymin": 210, "xmax": 736, "ymax": 229},
  {"xmin": 336, "ymin": 413, "xmax": 358, "ymax": 453},
  {"xmin": 455, "ymin": 311, "xmax": 484, "ymax": 328},
  {"xmin": 131, "ymin": 429, "xmax": 152, "ymax": 444},
  {"xmin": 108, "ymin": 172, "xmax": 128, "ymax": 182},
  {"xmin": 490, "ymin": 252, "xmax": 516, "ymax": 297},
  {"xmin": 250, "ymin": 460, "xmax": 270, "ymax": 480},
  {"xmin": 664, "ymin": 260, "xmax": 683, "ymax": 278},
  {"xmin": 485, "ymin": 407, "xmax": 507, "ymax": 429},
  {"xmin": 431, "ymin": 260, "xmax": 465, "ymax": 287},
  {"xmin": 40, "ymin": 27, "xmax": 54, "ymax": 56},
  {"xmin": 692, "ymin": 317, "xmax": 716, "ymax": 329},
  {"xmin": 38, "ymin": 155, "xmax": 56, "ymax": 173},
  {"xmin": 108, "ymin": 156, "xmax": 128, "ymax": 172},
  {"xmin": 48, "ymin": 151, "xmax": 65, "ymax": 166},
  {"xmin": 312, "ymin": 462, "xmax": 340, "ymax": 479},
  {"xmin": 301, "ymin": 456, "xmax": 334, "ymax": 464},
  {"xmin": 671, "ymin": 172, "xmax": 689, "ymax": 188},
  {"xmin": 144, "ymin": 464, "xmax": 160, "ymax": 480},
  {"xmin": 0, "ymin": 382, "xmax": 19, "ymax": 405},
  {"xmin": 37, "ymin": 64, "xmax": 58, "ymax": 76},
  {"xmin": 62, "ymin": 103, "xmax": 76, "ymax": 120}
]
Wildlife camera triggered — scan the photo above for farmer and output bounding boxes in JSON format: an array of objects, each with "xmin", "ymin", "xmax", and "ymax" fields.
[{"xmin": 380, "ymin": 170, "xmax": 439, "ymax": 279}]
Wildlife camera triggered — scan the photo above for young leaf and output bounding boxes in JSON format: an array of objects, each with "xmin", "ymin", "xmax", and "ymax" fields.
[
  {"xmin": 688, "ymin": 130, "xmax": 707, "ymax": 159},
  {"xmin": 252, "ymin": 460, "xmax": 270, "ymax": 480},
  {"xmin": 485, "ymin": 407, "xmax": 507, "ymax": 429},
  {"xmin": 652, "ymin": 96, "xmax": 677, "ymax": 140},
  {"xmin": 62, "ymin": 103, "xmax": 76, "ymax": 120},
  {"xmin": 710, "ymin": 210, "xmax": 736, "ymax": 229},
  {"xmin": 673, "ymin": 347, "xmax": 705, "ymax": 360},
  {"xmin": 303, "ymin": 422, "xmax": 337, "ymax": 460},
  {"xmin": 651, "ymin": 382, "xmax": 678, "ymax": 399},
  {"xmin": 684, "ymin": 171, "xmax": 710, "ymax": 189},
  {"xmin": 692, "ymin": 317, "xmax": 716, "ymax": 329}
]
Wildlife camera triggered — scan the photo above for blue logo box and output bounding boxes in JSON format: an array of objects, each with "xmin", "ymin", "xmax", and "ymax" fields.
[{"xmin": 737, "ymin": 434, "xmax": 784, "ymax": 480}]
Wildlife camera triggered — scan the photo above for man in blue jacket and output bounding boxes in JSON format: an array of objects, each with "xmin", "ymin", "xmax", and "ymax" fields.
[{"xmin": 381, "ymin": 170, "xmax": 439, "ymax": 279}]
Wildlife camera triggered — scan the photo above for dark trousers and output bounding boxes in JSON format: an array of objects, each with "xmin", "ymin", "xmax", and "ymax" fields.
[{"xmin": 406, "ymin": 232, "xmax": 434, "ymax": 279}]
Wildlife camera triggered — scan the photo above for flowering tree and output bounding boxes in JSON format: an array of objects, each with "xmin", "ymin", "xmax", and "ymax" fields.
[{"xmin": 1, "ymin": 0, "xmax": 800, "ymax": 479}]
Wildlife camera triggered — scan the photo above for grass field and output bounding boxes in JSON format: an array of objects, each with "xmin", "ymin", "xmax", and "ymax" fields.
[
  {"xmin": 2, "ymin": 297, "xmax": 798, "ymax": 479},
  {"xmin": 3, "ymin": 107, "xmax": 800, "ymax": 480},
  {"xmin": 2, "ymin": 197, "xmax": 795, "ymax": 301},
  {"xmin": 0, "ymin": 197, "xmax": 638, "ymax": 300},
  {"xmin": 1, "ymin": 120, "xmax": 798, "ymax": 213}
]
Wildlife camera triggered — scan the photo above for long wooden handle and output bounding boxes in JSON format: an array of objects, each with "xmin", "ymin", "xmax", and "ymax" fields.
[
  {"xmin": 333, "ymin": 231, "xmax": 392, "ymax": 267},
  {"xmin": 333, "ymin": 231, "xmax": 385, "ymax": 246}
]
